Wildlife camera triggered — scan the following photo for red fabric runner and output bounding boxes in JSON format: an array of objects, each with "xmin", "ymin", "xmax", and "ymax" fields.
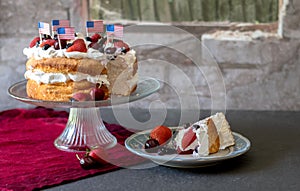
[{"xmin": 0, "ymin": 107, "xmax": 144, "ymax": 191}]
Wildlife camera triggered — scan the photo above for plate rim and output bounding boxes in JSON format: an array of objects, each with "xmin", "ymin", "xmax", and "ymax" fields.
[{"xmin": 125, "ymin": 127, "xmax": 251, "ymax": 167}]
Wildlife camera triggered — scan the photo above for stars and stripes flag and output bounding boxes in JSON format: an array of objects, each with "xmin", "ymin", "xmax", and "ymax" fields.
[
  {"xmin": 57, "ymin": 27, "xmax": 75, "ymax": 40},
  {"xmin": 38, "ymin": 22, "xmax": 50, "ymax": 35},
  {"xmin": 86, "ymin": 20, "xmax": 104, "ymax": 33},
  {"xmin": 52, "ymin": 20, "xmax": 70, "ymax": 32},
  {"xmin": 114, "ymin": 25, "xmax": 123, "ymax": 38},
  {"xmin": 106, "ymin": 24, "xmax": 123, "ymax": 38}
]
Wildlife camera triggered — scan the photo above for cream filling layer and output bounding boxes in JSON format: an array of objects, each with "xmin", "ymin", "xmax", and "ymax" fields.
[{"xmin": 24, "ymin": 69, "xmax": 110, "ymax": 86}]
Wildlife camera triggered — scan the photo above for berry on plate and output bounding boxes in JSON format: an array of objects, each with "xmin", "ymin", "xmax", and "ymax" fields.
[{"xmin": 150, "ymin": 125, "xmax": 172, "ymax": 145}]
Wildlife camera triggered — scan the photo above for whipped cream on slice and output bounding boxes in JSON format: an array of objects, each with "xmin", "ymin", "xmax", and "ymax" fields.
[{"xmin": 210, "ymin": 113, "xmax": 235, "ymax": 149}]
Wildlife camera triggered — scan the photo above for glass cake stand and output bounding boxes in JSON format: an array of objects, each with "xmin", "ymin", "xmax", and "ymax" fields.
[{"xmin": 8, "ymin": 77, "xmax": 160, "ymax": 152}]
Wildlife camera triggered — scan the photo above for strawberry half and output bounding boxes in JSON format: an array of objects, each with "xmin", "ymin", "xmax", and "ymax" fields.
[
  {"xmin": 29, "ymin": 37, "xmax": 40, "ymax": 48},
  {"xmin": 150, "ymin": 125, "xmax": 172, "ymax": 145},
  {"xmin": 91, "ymin": 33, "xmax": 101, "ymax": 42},
  {"xmin": 114, "ymin": 40, "xmax": 130, "ymax": 52},
  {"xmin": 181, "ymin": 127, "xmax": 196, "ymax": 150},
  {"xmin": 39, "ymin": 39, "xmax": 56, "ymax": 48},
  {"xmin": 66, "ymin": 39, "xmax": 87, "ymax": 52}
]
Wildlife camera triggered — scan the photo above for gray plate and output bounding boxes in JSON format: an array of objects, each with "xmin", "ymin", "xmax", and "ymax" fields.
[{"xmin": 125, "ymin": 127, "xmax": 251, "ymax": 168}]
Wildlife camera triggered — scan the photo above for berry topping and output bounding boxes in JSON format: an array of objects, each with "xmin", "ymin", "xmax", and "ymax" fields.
[
  {"xmin": 91, "ymin": 33, "xmax": 101, "ymax": 42},
  {"xmin": 71, "ymin": 92, "xmax": 91, "ymax": 101},
  {"xmin": 150, "ymin": 125, "xmax": 172, "ymax": 145},
  {"xmin": 144, "ymin": 138, "xmax": 160, "ymax": 153},
  {"xmin": 66, "ymin": 39, "xmax": 87, "ymax": 52},
  {"xmin": 29, "ymin": 37, "xmax": 40, "ymax": 48},
  {"xmin": 85, "ymin": 36, "xmax": 92, "ymax": 42},
  {"xmin": 42, "ymin": 44, "xmax": 51, "ymax": 50},
  {"xmin": 77, "ymin": 148, "xmax": 106, "ymax": 170},
  {"xmin": 181, "ymin": 127, "xmax": 196, "ymax": 150},
  {"xmin": 192, "ymin": 124, "xmax": 200, "ymax": 130},
  {"xmin": 114, "ymin": 41, "xmax": 130, "ymax": 52},
  {"xmin": 79, "ymin": 155, "xmax": 100, "ymax": 170},
  {"xmin": 88, "ymin": 42, "xmax": 101, "ymax": 50},
  {"xmin": 39, "ymin": 39, "xmax": 56, "ymax": 48},
  {"xmin": 54, "ymin": 40, "xmax": 67, "ymax": 50},
  {"xmin": 90, "ymin": 87, "xmax": 105, "ymax": 101},
  {"xmin": 105, "ymin": 47, "xmax": 117, "ymax": 55}
]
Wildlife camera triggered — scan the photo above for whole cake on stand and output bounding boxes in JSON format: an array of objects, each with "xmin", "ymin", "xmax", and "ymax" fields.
[{"xmin": 8, "ymin": 20, "xmax": 160, "ymax": 152}]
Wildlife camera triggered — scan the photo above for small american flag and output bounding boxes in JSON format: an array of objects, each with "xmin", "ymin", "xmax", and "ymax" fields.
[
  {"xmin": 57, "ymin": 27, "xmax": 75, "ymax": 40},
  {"xmin": 38, "ymin": 22, "xmax": 50, "ymax": 35},
  {"xmin": 86, "ymin": 20, "xmax": 104, "ymax": 33},
  {"xmin": 106, "ymin": 24, "xmax": 123, "ymax": 38},
  {"xmin": 52, "ymin": 20, "xmax": 70, "ymax": 32},
  {"xmin": 114, "ymin": 25, "xmax": 123, "ymax": 38}
]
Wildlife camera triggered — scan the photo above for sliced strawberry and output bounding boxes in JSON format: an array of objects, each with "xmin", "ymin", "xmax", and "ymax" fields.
[
  {"xmin": 29, "ymin": 37, "xmax": 40, "ymax": 48},
  {"xmin": 89, "ymin": 148, "xmax": 107, "ymax": 164},
  {"xmin": 150, "ymin": 125, "xmax": 172, "ymax": 145},
  {"xmin": 181, "ymin": 127, "xmax": 196, "ymax": 150},
  {"xmin": 66, "ymin": 39, "xmax": 87, "ymax": 52},
  {"xmin": 39, "ymin": 39, "xmax": 56, "ymax": 48},
  {"xmin": 91, "ymin": 33, "xmax": 101, "ymax": 42},
  {"xmin": 114, "ymin": 40, "xmax": 130, "ymax": 51}
]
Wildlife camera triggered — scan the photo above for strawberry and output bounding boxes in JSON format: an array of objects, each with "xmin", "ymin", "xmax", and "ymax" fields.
[
  {"xmin": 181, "ymin": 127, "xmax": 196, "ymax": 150},
  {"xmin": 114, "ymin": 40, "xmax": 130, "ymax": 52},
  {"xmin": 150, "ymin": 125, "xmax": 172, "ymax": 145},
  {"xmin": 66, "ymin": 39, "xmax": 87, "ymax": 52},
  {"xmin": 89, "ymin": 148, "xmax": 107, "ymax": 164},
  {"xmin": 91, "ymin": 33, "xmax": 101, "ymax": 42},
  {"xmin": 39, "ymin": 39, "xmax": 56, "ymax": 48},
  {"xmin": 29, "ymin": 37, "xmax": 40, "ymax": 48}
]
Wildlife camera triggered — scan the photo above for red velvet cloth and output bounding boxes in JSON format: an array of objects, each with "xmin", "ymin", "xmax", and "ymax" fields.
[{"xmin": 0, "ymin": 107, "xmax": 144, "ymax": 191}]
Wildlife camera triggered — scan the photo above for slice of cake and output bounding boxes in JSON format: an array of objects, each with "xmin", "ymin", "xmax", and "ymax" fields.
[
  {"xmin": 174, "ymin": 112, "xmax": 235, "ymax": 156},
  {"xmin": 23, "ymin": 33, "xmax": 138, "ymax": 101}
]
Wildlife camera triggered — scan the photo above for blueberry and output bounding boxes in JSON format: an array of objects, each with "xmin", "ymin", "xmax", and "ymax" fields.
[
  {"xmin": 42, "ymin": 44, "xmax": 51, "ymax": 50},
  {"xmin": 85, "ymin": 37, "xmax": 92, "ymax": 42},
  {"xmin": 43, "ymin": 34, "xmax": 51, "ymax": 40},
  {"xmin": 192, "ymin": 124, "xmax": 200, "ymax": 130},
  {"xmin": 144, "ymin": 138, "xmax": 159, "ymax": 153},
  {"xmin": 194, "ymin": 145, "xmax": 199, "ymax": 153},
  {"xmin": 121, "ymin": 47, "xmax": 127, "ymax": 54},
  {"xmin": 66, "ymin": 43, "xmax": 73, "ymax": 49},
  {"xmin": 80, "ymin": 155, "xmax": 101, "ymax": 170}
]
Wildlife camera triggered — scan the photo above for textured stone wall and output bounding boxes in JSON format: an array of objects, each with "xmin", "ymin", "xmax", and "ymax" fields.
[{"xmin": 0, "ymin": 0, "xmax": 299, "ymax": 111}]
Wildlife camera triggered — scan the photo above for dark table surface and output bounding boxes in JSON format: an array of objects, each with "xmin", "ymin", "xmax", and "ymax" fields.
[{"xmin": 46, "ymin": 109, "xmax": 300, "ymax": 191}]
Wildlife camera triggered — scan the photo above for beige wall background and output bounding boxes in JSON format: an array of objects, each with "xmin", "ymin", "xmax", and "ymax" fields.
[{"xmin": 0, "ymin": 0, "xmax": 299, "ymax": 111}]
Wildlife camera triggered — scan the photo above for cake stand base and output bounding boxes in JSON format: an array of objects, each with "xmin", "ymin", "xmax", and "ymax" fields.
[{"xmin": 54, "ymin": 107, "xmax": 117, "ymax": 152}]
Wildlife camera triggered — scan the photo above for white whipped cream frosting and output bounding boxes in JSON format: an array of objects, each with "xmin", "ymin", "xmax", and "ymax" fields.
[
  {"xmin": 24, "ymin": 69, "xmax": 110, "ymax": 86},
  {"xmin": 23, "ymin": 46, "xmax": 105, "ymax": 60}
]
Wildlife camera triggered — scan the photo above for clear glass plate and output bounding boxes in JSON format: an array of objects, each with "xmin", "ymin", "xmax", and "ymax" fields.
[
  {"xmin": 8, "ymin": 76, "xmax": 160, "ymax": 108},
  {"xmin": 125, "ymin": 127, "xmax": 251, "ymax": 168}
]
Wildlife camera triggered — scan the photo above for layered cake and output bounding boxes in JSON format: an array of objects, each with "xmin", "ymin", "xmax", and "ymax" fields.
[
  {"xmin": 174, "ymin": 112, "xmax": 235, "ymax": 156},
  {"xmin": 23, "ymin": 33, "xmax": 138, "ymax": 101}
]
